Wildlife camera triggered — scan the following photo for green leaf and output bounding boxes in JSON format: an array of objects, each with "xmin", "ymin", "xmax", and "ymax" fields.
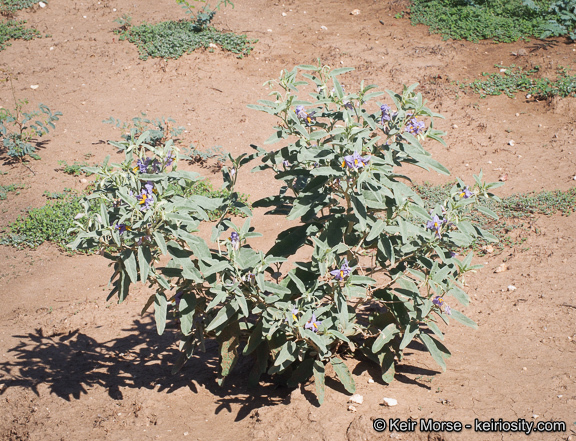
[
  {"xmin": 372, "ymin": 323, "xmax": 399, "ymax": 353},
  {"xmin": 153, "ymin": 231, "xmax": 167, "ymax": 255},
  {"xmin": 450, "ymin": 309, "xmax": 478, "ymax": 329},
  {"xmin": 243, "ymin": 319, "xmax": 263, "ymax": 355},
  {"xmin": 154, "ymin": 292, "xmax": 167, "ymax": 335},
  {"xmin": 206, "ymin": 303, "xmax": 237, "ymax": 332},
  {"xmin": 477, "ymin": 205, "xmax": 499, "ymax": 220},
  {"xmin": 419, "ymin": 333, "xmax": 446, "ymax": 372},
  {"xmin": 330, "ymin": 357, "xmax": 356, "ymax": 394},
  {"xmin": 141, "ymin": 294, "xmax": 156, "ymax": 316},
  {"xmin": 366, "ymin": 219, "xmax": 386, "ymax": 242},
  {"xmin": 380, "ymin": 351, "xmax": 396, "ymax": 384},
  {"xmin": 217, "ymin": 321, "xmax": 240, "ymax": 385},
  {"xmin": 399, "ymin": 320, "xmax": 419, "ymax": 350},
  {"xmin": 179, "ymin": 292, "xmax": 197, "ymax": 335},
  {"xmin": 313, "ymin": 360, "xmax": 325, "ymax": 405},
  {"xmin": 287, "ymin": 358, "xmax": 314, "ymax": 388},
  {"xmin": 137, "ymin": 246, "xmax": 152, "ymax": 284},
  {"xmin": 121, "ymin": 249, "xmax": 138, "ymax": 284},
  {"xmin": 331, "ymin": 67, "xmax": 354, "ymax": 77}
]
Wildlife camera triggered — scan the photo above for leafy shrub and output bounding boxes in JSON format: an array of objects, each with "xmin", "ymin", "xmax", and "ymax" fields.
[
  {"xmin": 0, "ymin": 82, "xmax": 61, "ymax": 161},
  {"xmin": 104, "ymin": 114, "xmax": 184, "ymax": 148},
  {"xmin": 535, "ymin": 0, "xmax": 576, "ymax": 39},
  {"xmin": 0, "ymin": 182, "xmax": 24, "ymax": 200},
  {"xmin": 175, "ymin": 0, "xmax": 234, "ymax": 31},
  {"xmin": 57, "ymin": 160, "xmax": 93, "ymax": 177},
  {"xmin": 70, "ymin": 64, "xmax": 500, "ymax": 402}
]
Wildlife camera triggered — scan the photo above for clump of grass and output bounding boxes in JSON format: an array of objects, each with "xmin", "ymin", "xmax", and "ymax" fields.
[
  {"xmin": 57, "ymin": 160, "xmax": 93, "ymax": 177},
  {"xmin": 464, "ymin": 65, "xmax": 576, "ymax": 98},
  {"xmin": 415, "ymin": 182, "xmax": 576, "ymax": 254},
  {"xmin": 116, "ymin": 19, "xmax": 256, "ymax": 60}
]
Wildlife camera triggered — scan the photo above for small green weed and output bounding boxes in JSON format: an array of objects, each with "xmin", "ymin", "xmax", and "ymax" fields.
[
  {"xmin": 57, "ymin": 160, "xmax": 93, "ymax": 177},
  {"xmin": 104, "ymin": 114, "xmax": 184, "ymax": 148},
  {"xmin": 1, "ymin": 0, "xmax": 43, "ymax": 15},
  {"xmin": 464, "ymin": 64, "xmax": 576, "ymax": 98},
  {"xmin": 0, "ymin": 182, "xmax": 24, "ymax": 200},
  {"xmin": 43, "ymin": 188, "xmax": 74, "ymax": 200}
]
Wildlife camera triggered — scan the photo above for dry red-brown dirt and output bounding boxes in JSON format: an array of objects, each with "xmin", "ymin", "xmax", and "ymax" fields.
[{"xmin": 1, "ymin": 0, "xmax": 575, "ymax": 440}]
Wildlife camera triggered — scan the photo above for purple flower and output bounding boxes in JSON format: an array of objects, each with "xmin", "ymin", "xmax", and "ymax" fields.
[
  {"xmin": 433, "ymin": 296, "xmax": 451, "ymax": 315},
  {"xmin": 305, "ymin": 314, "xmax": 321, "ymax": 333},
  {"xmin": 330, "ymin": 258, "xmax": 351, "ymax": 281},
  {"xmin": 295, "ymin": 105, "xmax": 315, "ymax": 126},
  {"xmin": 344, "ymin": 101, "xmax": 354, "ymax": 110},
  {"xmin": 342, "ymin": 151, "xmax": 370, "ymax": 170},
  {"xmin": 426, "ymin": 214, "xmax": 445, "ymax": 238},
  {"xmin": 164, "ymin": 150, "xmax": 175, "ymax": 168},
  {"xmin": 282, "ymin": 160, "xmax": 291, "ymax": 168},
  {"xmin": 380, "ymin": 104, "xmax": 391, "ymax": 124},
  {"xmin": 459, "ymin": 186, "xmax": 473, "ymax": 199},
  {"xmin": 135, "ymin": 157, "xmax": 152, "ymax": 174},
  {"xmin": 137, "ymin": 182, "xmax": 155, "ymax": 211},
  {"xmin": 229, "ymin": 231, "xmax": 240, "ymax": 250},
  {"xmin": 174, "ymin": 291, "xmax": 184, "ymax": 307},
  {"xmin": 405, "ymin": 118, "xmax": 425, "ymax": 136},
  {"xmin": 115, "ymin": 223, "xmax": 130, "ymax": 235}
]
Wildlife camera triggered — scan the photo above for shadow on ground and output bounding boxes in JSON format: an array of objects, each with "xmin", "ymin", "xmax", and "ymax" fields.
[{"xmin": 0, "ymin": 318, "xmax": 290, "ymax": 421}]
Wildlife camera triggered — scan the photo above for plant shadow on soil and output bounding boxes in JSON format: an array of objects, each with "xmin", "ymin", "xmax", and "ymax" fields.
[
  {"xmin": 0, "ymin": 316, "xmax": 443, "ymax": 414},
  {"xmin": 0, "ymin": 317, "xmax": 292, "ymax": 421}
]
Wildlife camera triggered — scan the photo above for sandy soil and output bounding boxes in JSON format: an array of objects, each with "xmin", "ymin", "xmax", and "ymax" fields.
[{"xmin": 0, "ymin": 0, "xmax": 575, "ymax": 440}]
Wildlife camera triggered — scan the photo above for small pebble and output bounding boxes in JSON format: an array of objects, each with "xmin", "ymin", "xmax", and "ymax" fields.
[
  {"xmin": 508, "ymin": 285, "xmax": 517, "ymax": 292},
  {"xmin": 30, "ymin": 85, "xmax": 39, "ymax": 89},
  {"xmin": 508, "ymin": 140, "xmax": 515, "ymax": 146},
  {"xmin": 523, "ymin": 367, "xmax": 527, "ymax": 371},
  {"xmin": 532, "ymin": 414, "xmax": 539, "ymax": 419},
  {"xmin": 381, "ymin": 397, "xmax": 398, "ymax": 407},
  {"xmin": 515, "ymin": 113, "xmax": 520, "ymax": 116},
  {"xmin": 80, "ymin": 178, "xmax": 88, "ymax": 184},
  {"xmin": 557, "ymin": 395, "xmax": 563, "ymax": 398},
  {"xmin": 321, "ymin": 25, "xmax": 328, "ymax": 30},
  {"xmin": 348, "ymin": 405, "xmax": 357, "ymax": 412},
  {"xmin": 368, "ymin": 378, "xmax": 374, "ymax": 384},
  {"xmin": 39, "ymin": 1, "xmax": 46, "ymax": 6},
  {"xmin": 495, "ymin": 263, "xmax": 508, "ymax": 273},
  {"xmin": 267, "ymin": 29, "xmax": 272, "ymax": 32},
  {"xmin": 281, "ymin": 12, "xmax": 287, "ymax": 16},
  {"xmin": 452, "ymin": 124, "xmax": 458, "ymax": 129},
  {"xmin": 349, "ymin": 394, "xmax": 364, "ymax": 405},
  {"xmin": 350, "ymin": 9, "xmax": 360, "ymax": 15}
]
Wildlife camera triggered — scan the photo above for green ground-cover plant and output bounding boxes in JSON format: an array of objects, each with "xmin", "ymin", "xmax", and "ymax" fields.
[
  {"xmin": 0, "ymin": 19, "xmax": 39, "ymax": 50},
  {"xmin": 0, "ymin": 182, "xmax": 24, "ymax": 200},
  {"xmin": 1, "ymin": 0, "xmax": 43, "ymax": 15},
  {"xmin": 70, "ymin": 64, "xmax": 505, "ymax": 402},
  {"xmin": 407, "ymin": 0, "xmax": 576, "ymax": 42},
  {"xmin": 114, "ymin": 0, "xmax": 255, "ymax": 60},
  {"xmin": 463, "ymin": 64, "xmax": 576, "ymax": 98}
]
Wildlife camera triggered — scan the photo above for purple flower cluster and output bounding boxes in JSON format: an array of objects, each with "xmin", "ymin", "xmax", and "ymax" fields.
[
  {"xmin": 115, "ymin": 223, "xmax": 131, "ymax": 235},
  {"xmin": 459, "ymin": 186, "xmax": 473, "ymax": 199},
  {"xmin": 432, "ymin": 296, "xmax": 451, "ymax": 315},
  {"xmin": 380, "ymin": 104, "xmax": 391, "ymax": 124},
  {"xmin": 295, "ymin": 105, "xmax": 316, "ymax": 126},
  {"xmin": 405, "ymin": 118, "xmax": 425, "ymax": 136},
  {"xmin": 341, "ymin": 151, "xmax": 370, "ymax": 170},
  {"xmin": 305, "ymin": 314, "xmax": 321, "ymax": 333},
  {"xmin": 134, "ymin": 151, "xmax": 174, "ymax": 174},
  {"xmin": 330, "ymin": 258, "xmax": 351, "ymax": 281},
  {"xmin": 138, "ymin": 181, "xmax": 155, "ymax": 211},
  {"xmin": 229, "ymin": 231, "xmax": 240, "ymax": 250},
  {"xmin": 426, "ymin": 214, "xmax": 446, "ymax": 239}
]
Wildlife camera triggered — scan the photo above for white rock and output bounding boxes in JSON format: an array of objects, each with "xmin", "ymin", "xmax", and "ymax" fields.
[
  {"xmin": 267, "ymin": 29, "xmax": 272, "ymax": 32},
  {"xmin": 281, "ymin": 12, "xmax": 287, "ymax": 16},
  {"xmin": 349, "ymin": 394, "xmax": 364, "ymax": 405},
  {"xmin": 80, "ymin": 178, "xmax": 88, "ymax": 184},
  {"xmin": 350, "ymin": 9, "xmax": 360, "ymax": 15},
  {"xmin": 508, "ymin": 140, "xmax": 515, "ymax": 146},
  {"xmin": 30, "ymin": 85, "xmax": 39, "ymax": 89},
  {"xmin": 347, "ymin": 405, "xmax": 357, "ymax": 412},
  {"xmin": 532, "ymin": 414, "xmax": 539, "ymax": 419},
  {"xmin": 573, "ymin": 175, "xmax": 576, "ymax": 181},
  {"xmin": 452, "ymin": 124, "xmax": 458, "ymax": 129},
  {"xmin": 500, "ymin": 68, "xmax": 507, "ymax": 73},
  {"xmin": 209, "ymin": 43, "xmax": 218, "ymax": 49},
  {"xmin": 320, "ymin": 25, "xmax": 328, "ymax": 30},
  {"xmin": 381, "ymin": 397, "xmax": 398, "ymax": 407},
  {"xmin": 515, "ymin": 113, "xmax": 520, "ymax": 116},
  {"xmin": 39, "ymin": 1, "xmax": 46, "ymax": 7},
  {"xmin": 508, "ymin": 285, "xmax": 517, "ymax": 292},
  {"xmin": 368, "ymin": 378, "xmax": 375, "ymax": 384}
]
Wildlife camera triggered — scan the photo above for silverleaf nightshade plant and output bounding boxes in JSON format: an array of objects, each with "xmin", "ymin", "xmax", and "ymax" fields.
[{"xmin": 70, "ymin": 63, "xmax": 502, "ymax": 404}]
